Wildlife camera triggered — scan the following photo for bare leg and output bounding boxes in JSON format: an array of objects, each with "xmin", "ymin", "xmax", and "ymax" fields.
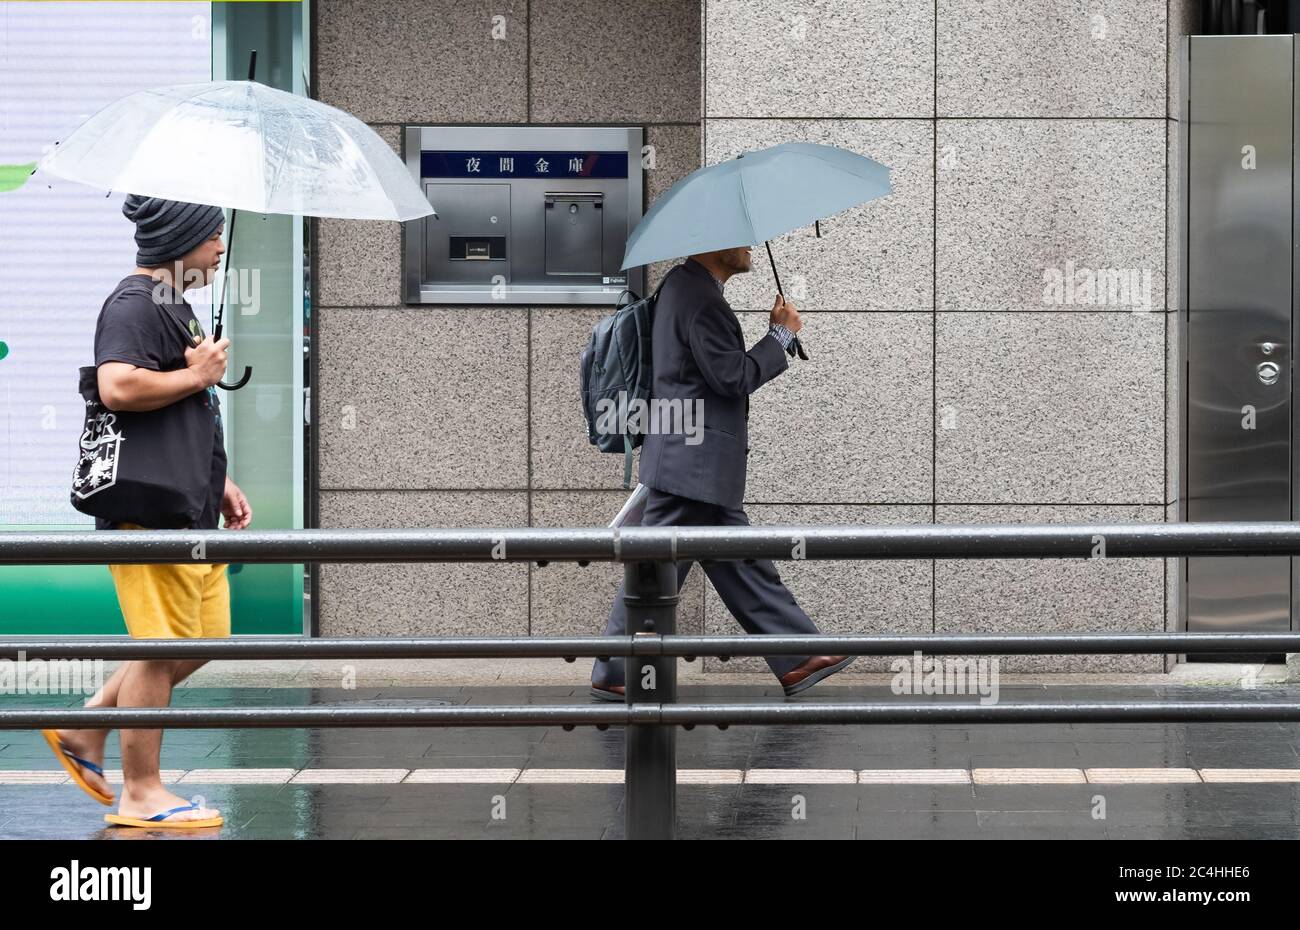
[
  {"xmin": 114, "ymin": 659, "xmax": 219, "ymax": 823},
  {"xmin": 166, "ymin": 659, "xmax": 208, "ymax": 687},
  {"xmin": 51, "ymin": 662, "xmax": 130, "ymax": 800},
  {"xmin": 53, "ymin": 659, "xmax": 209, "ymax": 801}
]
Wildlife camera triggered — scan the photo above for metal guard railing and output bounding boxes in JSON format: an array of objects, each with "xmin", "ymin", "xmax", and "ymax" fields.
[{"xmin": 2, "ymin": 522, "xmax": 1298, "ymax": 839}]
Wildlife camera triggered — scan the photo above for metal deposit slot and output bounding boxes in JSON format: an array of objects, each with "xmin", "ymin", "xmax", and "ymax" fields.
[{"xmin": 403, "ymin": 126, "xmax": 643, "ymax": 304}]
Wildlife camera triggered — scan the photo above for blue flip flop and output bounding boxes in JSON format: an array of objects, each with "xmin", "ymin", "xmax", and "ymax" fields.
[
  {"xmin": 41, "ymin": 729, "xmax": 113, "ymax": 805},
  {"xmin": 105, "ymin": 802, "xmax": 223, "ymax": 830}
]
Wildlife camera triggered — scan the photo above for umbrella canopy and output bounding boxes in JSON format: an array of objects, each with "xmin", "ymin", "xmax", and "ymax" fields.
[
  {"xmin": 34, "ymin": 79, "xmax": 432, "ymax": 221},
  {"xmin": 620, "ymin": 141, "xmax": 890, "ymax": 270},
  {"xmin": 31, "ymin": 60, "xmax": 435, "ymax": 391}
]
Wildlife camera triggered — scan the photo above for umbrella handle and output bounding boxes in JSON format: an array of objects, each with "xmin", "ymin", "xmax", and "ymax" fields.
[
  {"xmin": 219, "ymin": 366, "xmax": 253, "ymax": 391},
  {"xmin": 211, "ymin": 50, "xmax": 257, "ymax": 396},
  {"xmin": 206, "ymin": 48, "xmax": 258, "ymax": 394},
  {"xmin": 210, "ymin": 319, "xmax": 252, "ymax": 388},
  {"xmin": 763, "ymin": 240, "xmax": 810, "ymax": 361}
]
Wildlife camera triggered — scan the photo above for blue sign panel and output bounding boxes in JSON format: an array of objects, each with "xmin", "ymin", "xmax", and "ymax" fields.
[{"xmin": 421, "ymin": 150, "xmax": 629, "ymax": 179}]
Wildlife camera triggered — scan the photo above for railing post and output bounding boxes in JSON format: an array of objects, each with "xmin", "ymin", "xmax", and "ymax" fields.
[{"xmin": 623, "ymin": 559, "xmax": 678, "ymax": 840}]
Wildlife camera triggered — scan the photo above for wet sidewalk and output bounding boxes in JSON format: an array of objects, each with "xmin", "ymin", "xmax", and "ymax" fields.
[{"xmin": 2, "ymin": 680, "xmax": 1299, "ymax": 839}]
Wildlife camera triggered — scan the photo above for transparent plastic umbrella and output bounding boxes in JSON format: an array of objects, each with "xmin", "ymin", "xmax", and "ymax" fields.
[
  {"xmin": 33, "ymin": 54, "xmax": 433, "ymax": 388},
  {"xmin": 34, "ymin": 77, "xmax": 432, "ymax": 221}
]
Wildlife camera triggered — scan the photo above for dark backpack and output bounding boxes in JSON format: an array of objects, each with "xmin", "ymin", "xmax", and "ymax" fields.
[{"xmin": 579, "ymin": 268, "xmax": 677, "ymax": 489}]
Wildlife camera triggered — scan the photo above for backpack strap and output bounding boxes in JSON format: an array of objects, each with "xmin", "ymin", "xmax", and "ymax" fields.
[
  {"xmin": 614, "ymin": 264, "xmax": 678, "ymax": 310},
  {"xmin": 125, "ymin": 279, "xmax": 203, "ymax": 355},
  {"xmin": 154, "ymin": 300, "xmax": 202, "ymax": 353},
  {"xmin": 649, "ymin": 264, "xmax": 678, "ymax": 301},
  {"xmin": 613, "ymin": 265, "xmax": 682, "ymax": 489}
]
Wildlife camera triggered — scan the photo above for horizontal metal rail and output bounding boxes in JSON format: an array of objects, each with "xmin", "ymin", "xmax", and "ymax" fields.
[
  {"xmin": 4, "ymin": 523, "xmax": 1296, "ymax": 839},
  {"xmin": 4, "ymin": 521, "xmax": 1300, "ymax": 564},
  {"xmin": 5, "ymin": 702, "xmax": 1300, "ymax": 730},
  {"xmin": 2, "ymin": 632, "xmax": 1298, "ymax": 661}
]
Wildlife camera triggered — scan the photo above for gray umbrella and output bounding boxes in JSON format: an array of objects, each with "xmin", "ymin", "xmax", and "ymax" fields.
[{"xmin": 620, "ymin": 141, "xmax": 893, "ymax": 359}]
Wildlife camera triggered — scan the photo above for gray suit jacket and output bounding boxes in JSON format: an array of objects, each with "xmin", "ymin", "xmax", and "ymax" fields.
[{"xmin": 637, "ymin": 257, "xmax": 789, "ymax": 509}]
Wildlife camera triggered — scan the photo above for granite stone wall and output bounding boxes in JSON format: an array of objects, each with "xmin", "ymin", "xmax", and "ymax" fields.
[{"xmin": 314, "ymin": 0, "xmax": 1188, "ymax": 674}]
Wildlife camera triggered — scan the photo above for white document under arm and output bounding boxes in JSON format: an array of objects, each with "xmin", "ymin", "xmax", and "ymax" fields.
[{"xmin": 609, "ymin": 483, "xmax": 650, "ymax": 528}]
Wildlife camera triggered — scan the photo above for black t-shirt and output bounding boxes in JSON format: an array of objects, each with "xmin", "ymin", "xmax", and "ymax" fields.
[{"xmin": 91, "ymin": 273, "xmax": 227, "ymax": 530}]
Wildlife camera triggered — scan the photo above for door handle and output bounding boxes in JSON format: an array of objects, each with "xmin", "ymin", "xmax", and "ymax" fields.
[{"xmin": 1257, "ymin": 361, "xmax": 1280, "ymax": 385}]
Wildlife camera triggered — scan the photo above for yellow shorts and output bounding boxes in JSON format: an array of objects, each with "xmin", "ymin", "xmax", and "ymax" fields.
[{"xmin": 107, "ymin": 522, "xmax": 231, "ymax": 639}]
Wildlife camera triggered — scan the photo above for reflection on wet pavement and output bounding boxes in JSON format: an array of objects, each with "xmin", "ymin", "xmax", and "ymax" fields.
[{"xmin": 1, "ymin": 683, "xmax": 1298, "ymax": 839}]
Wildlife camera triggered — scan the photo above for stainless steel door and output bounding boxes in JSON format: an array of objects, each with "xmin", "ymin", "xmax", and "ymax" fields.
[
  {"xmin": 544, "ymin": 192, "xmax": 604, "ymax": 276},
  {"xmin": 423, "ymin": 182, "xmax": 511, "ymax": 285},
  {"xmin": 1186, "ymin": 35, "xmax": 1293, "ymax": 638}
]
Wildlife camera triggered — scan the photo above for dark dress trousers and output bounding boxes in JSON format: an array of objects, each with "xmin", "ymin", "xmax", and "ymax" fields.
[{"xmin": 593, "ymin": 257, "xmax": 818, "ymax": 687}]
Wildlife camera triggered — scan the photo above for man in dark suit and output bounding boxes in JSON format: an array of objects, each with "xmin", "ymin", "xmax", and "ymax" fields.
[{"xmin": 591, "ymin": 246, "xmax": 853, "ymax": 700}]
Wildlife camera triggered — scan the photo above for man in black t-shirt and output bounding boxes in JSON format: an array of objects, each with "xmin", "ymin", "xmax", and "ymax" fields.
[
  {"xmin": 89, "ymin": 272, "xmax": 230, "ymax": 531},
  {"xmin": 44, "ymin": 195, "xmax": 251, "ymax": 831}
]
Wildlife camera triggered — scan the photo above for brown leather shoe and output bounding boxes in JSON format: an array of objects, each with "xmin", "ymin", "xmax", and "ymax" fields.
[
  {"xmin": 589, "ymin": 682, "xmax": 625, "ymax": 702},
  {"xmin": 779, "ymin": 655, "xmax": 855, "ymax": 697}
]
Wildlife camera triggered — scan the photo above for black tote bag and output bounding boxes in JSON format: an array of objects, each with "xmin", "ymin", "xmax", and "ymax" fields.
[{"xmin": 70, "ymin": 297, "xmax": 216, "ymax": 529}]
